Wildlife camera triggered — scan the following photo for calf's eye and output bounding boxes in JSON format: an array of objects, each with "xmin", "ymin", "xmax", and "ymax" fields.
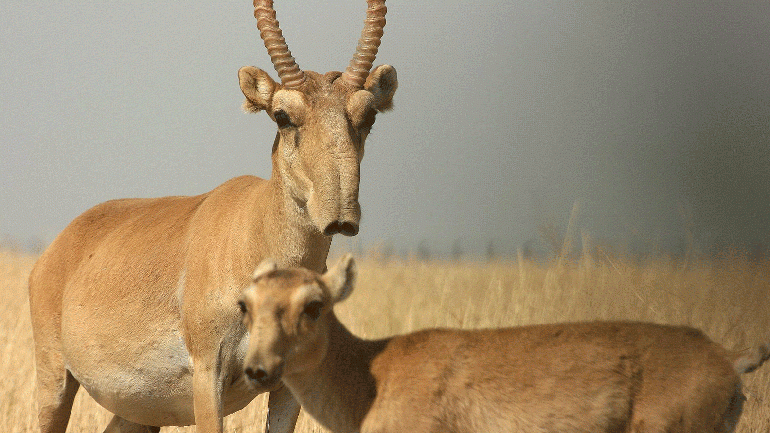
[{"xmin": 303, "ymin": 300, "xmax": 324, "ymax": 321}]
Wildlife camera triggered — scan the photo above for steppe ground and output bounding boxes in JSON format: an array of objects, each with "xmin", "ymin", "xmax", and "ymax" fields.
[{"xmin": 2, "ymin": 248, "xmax": 768, "ymax": 432}]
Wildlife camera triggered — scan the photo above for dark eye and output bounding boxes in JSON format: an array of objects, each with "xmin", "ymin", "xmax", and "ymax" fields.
[
  {"xmin": 274, "ymin": 110, "xmax": 294, "ymax": 128},
  {"xmin": 237, "ymin": 300, "xmax": 247, "ymax": 314},
  {"xmin": 302, "ymin": 300, "xmax": 324, "ymax": 321},
  {"xmin": 360, "ymin": 109, "xmax": 377, "ymax": 131}
]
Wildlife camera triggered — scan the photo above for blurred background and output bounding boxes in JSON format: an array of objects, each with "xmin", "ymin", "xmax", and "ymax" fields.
[{"xmin": 1, "ymin": 0, "xmax": 769, "ymax": 259}]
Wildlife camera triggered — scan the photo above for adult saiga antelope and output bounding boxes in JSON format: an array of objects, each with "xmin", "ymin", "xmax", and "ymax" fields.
[
  {"xmin": 27, "ymin": 1, "xmax": 397, "ymax": 432},
  {"xmin": 239, "ymin": 255, "xmax": 770, "ymax": 433}
]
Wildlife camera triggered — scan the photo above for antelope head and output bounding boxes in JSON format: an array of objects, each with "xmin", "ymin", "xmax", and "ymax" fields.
[
  {"xmin": 239, "ymin": 0, "xmax": 397, "ymax": 237},
  {"xmin": 238, "ymin": 254, "xmax": 356, "ymax": 389}
]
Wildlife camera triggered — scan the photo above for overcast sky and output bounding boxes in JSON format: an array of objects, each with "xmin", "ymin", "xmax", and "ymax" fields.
[{"xmin": 2, "ymin": 1, "xmax": 769, "ymax": 257}]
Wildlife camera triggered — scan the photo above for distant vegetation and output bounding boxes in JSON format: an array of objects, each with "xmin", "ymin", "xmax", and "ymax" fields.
[{"xmin": 0, "ymin": 234, "xmax": 46, "ymax": 255}]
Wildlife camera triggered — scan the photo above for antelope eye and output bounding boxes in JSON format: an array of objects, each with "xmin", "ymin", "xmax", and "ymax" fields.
[
  {"xmin": 274, "ymin": 110, "xmax": 294, "ymax": 128},
  {"xmin": 237, "ymin": 300, "xmax": 247, "ymax": 314},
  {"xmin": 302, "ymin": 300, "xmax": 324, "ymax": 321}
]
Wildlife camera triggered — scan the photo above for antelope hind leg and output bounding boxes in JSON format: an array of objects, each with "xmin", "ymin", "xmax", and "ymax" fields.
[
  {"xmin": 266, "ymin": 385, "xmax": 301, "ymax": 433},
  {"xmin": 103, "ymin": 416, "xmax": 160, "ymax": 433},
  {"xmin": 34, "ymin": 356, "xmax": 80, "ymax": 433}
]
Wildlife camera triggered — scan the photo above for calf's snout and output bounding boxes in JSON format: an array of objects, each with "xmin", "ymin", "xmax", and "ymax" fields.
[{"xmin": 244, "ymin": 361, "xmax": 283, "ymax": 389}]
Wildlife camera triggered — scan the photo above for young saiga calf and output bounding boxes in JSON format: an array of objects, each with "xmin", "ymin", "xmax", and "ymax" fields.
[{"xmin": 238, "ymin": 255, "xmax": 769, "ymax": 433}]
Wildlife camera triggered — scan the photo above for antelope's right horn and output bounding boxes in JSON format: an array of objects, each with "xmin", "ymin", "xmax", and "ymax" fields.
[{"xmin": 254, "ymin": 0, "xmax": 305, "ymax": 88}]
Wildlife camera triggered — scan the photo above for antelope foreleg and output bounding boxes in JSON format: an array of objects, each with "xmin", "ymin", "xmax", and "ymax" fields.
[{"xmin": 192, "ymin": 362, "xmax": 224, "ymax": 433}]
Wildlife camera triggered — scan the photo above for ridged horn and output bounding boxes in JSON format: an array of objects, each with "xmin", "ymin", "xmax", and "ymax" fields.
[
  {"xmin": 254, "ymin": 0, "xmax": 305, "ymax": 88},
  {"xmin": 341, "ymin": 0, "xmax": 387, "ymax": 89}
]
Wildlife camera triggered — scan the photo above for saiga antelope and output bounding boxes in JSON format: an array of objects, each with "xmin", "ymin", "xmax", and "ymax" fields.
[
  {"xmin": 239, "ymin": 255, "xmax": 770, "ymax": 433},
  {"xmin": 27, "ymin": 1, "xmax": 397, "ymax": 432}
]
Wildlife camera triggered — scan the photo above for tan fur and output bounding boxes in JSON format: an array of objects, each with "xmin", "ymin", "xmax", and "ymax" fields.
[
  {"xmin": 28, "ymin": 67, "xmax": 397, "ymax": 433},
  {"xmin": 239, "ymin": 255, "xmax": 769, "ymax": 433}
]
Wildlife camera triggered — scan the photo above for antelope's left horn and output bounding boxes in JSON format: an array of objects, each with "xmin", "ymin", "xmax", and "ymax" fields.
[{"xmin": 340, "ymin": 0, "xmax": 387, "ymax": 89}]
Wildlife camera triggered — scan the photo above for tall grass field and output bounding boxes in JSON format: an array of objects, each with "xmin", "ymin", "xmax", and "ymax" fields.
[{"xmin": 2, "ymin": 249, "xmax": 768, "ymax": 431}]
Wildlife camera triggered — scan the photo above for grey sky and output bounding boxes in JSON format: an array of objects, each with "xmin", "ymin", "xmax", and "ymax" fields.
[{"xmin": 2, "ymin": 1, "xmax": 769, "ymax": 257}]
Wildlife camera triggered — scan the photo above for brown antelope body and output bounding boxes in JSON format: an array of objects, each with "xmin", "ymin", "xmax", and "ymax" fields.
[
  {"xmin": 27, "ymin": 2, "xmax": 396, "ymax": 432},
  {"xmin": 239, "ymin": 255, "xmax": 770, "ymax": 433}
]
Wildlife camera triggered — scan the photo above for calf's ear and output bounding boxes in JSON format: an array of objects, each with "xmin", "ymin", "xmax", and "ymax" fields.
[
  {"xmin": 252, "ymin": 258, "xmax": 278, "ymax": 282},
  {"xmin": 321, "ymin": 254, "xmax": 356, "ymax": 304}
]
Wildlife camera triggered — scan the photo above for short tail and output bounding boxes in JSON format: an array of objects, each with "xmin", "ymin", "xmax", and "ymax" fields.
[{"xmin": 733, "ymin": 344, "xmax": 770, "ymax": 374}]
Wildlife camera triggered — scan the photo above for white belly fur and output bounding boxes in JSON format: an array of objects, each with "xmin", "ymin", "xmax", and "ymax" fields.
[
  {"xmin": 64, "ymin": 326, "xmax": 259, "ymax": 426},
  {"xmin": 65, "ymin": 326, "xmax": 196, "ymax": 426}
]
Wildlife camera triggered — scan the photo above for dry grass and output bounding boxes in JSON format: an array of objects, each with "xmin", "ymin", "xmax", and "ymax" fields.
[{"xmin": 3, "ymin": 249, "xmax": 768, "ymax": 432}]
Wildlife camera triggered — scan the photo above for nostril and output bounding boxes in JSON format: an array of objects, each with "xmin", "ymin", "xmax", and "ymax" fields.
[
  {"xmin": 244, "ymin": 367, "xmax": 257, "ymax": 381},
  {"xmin": 324, "ymin": 221, "xmax": 342, "ymax": 236},
  {"xmin": 245, "ymin": 366, "xmax": 271, "ymax": 384},
  {"xmin": 255, "ymin": 368, "xmax": 269, "ymax": 383},
  {"xmin": 339, "ymin": 222, "xmax": 359, "ymax": 236}
]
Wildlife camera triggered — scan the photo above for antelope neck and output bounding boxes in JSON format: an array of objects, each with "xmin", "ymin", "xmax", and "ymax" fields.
[{"xmin": 282, "ymin": 315, "xmax": 388, "ymax": 433}]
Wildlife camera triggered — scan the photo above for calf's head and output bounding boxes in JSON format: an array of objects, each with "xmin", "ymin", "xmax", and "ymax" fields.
[{"xmin": 238, "ymin": 254, "xmax": 356, "ymax": 388}]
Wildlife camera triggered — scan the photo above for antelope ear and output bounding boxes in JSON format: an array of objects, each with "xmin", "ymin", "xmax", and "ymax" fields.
[
  {"xmin": 239, "ymin": 66, "xmax": 277, "ymax": 113},
  {"xmin": 252, "ymin": 258, "xmax": 278, "ymax": 282},
  {"xmin": 365, "ymin": 65, "xmax": 397, "ymax": 112},
  {"xmin": 321, "ymin": 254, "xmax": 357, "ymax": 304}
]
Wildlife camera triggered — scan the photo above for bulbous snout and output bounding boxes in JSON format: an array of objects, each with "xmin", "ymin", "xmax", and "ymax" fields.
[
  {"xmin": 304, "ymin": 130, "xmax": 363, "ymax": 237},
  {"xmin": 244, "ymin": 360, "xmax": 284, "ymax": 390},
  {"xmin": 313, "ymin": 158, "xmax": 361, "ymax": 237}
]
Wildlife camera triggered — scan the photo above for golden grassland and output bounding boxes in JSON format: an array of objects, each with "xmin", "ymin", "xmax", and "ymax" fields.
[{"xmin": 2, "ymin": 249, "xmax": 768, "ymax": 432}]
